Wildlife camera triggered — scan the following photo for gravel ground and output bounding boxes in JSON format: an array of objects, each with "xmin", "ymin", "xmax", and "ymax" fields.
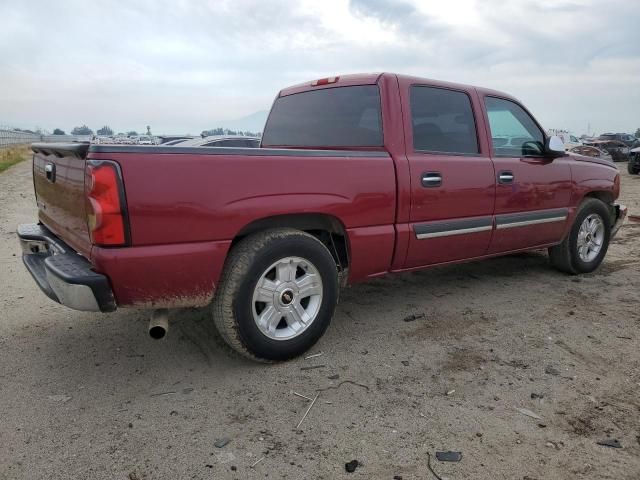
[{"xmin": 1, "ymin": 159, "xmax": 639, "ymax": 480}]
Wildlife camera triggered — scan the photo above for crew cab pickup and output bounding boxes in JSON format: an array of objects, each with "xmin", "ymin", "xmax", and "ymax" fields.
[{"xmin": 19, "ymin": 73, "xmax": 627, "ymax": 361}]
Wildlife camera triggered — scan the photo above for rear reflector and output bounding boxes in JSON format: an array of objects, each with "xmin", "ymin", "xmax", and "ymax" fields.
[
  {"xmin": 85, "ymin": 161, "xmax": 129, "ymax": 246},
  {"xmin": 311, "ymin": 76, "xmax": 339, "ymax": 86}
]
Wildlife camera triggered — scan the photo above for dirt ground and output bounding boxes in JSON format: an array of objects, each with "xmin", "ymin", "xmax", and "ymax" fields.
[{"xmin": 1, "ymin": 158, "xmax": 639, "ymax": 480}]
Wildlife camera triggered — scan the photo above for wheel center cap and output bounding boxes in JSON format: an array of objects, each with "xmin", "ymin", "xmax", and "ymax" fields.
[{"xmin": 280, "ymin": 290, "xmax": 294, "ymax": 305}]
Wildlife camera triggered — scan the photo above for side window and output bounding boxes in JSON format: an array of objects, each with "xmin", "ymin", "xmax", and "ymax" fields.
[
  {"xmin": 410, "ymin": 86, "xmax": 479, "ymax": 154},
  {"xmin": 485, "ymin": 97, "xmax": 544, "ymax": 156}
]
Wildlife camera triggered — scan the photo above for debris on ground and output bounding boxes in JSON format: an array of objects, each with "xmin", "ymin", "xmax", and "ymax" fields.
[
  {"xmin": 214, "ymin": 437, "xmax": 231, "ymax": 448},
  {"xmin": 546, "ymin": 441, "xmax": 564, "ymax": 450},
  {"xmin": 435, "ymin": 451, "xmax": 462, "ymax": 462},
  {"xmin": 545, "ymin": 366, "xmax": 560, "ymax": 376},
  {"xmin": 531, "ymin": 393, "xmax": 544, "ymax": 399},
  {"xmin": 300, "ymin": 365, "xmax": 326, "ymax": 371},
  {"xmin": 304, "ymin": 351, "xmax": 324, "ymax": 360},
  {"xmin": 291, "ymin": 391, "xmax": 313, "ymax": 401},
  {"xmin": 150, "ymin": 391, "xmax": 177, "ymax": 397},
  {"xmin": 597, "ymin": 439, "xmax": 622, "ymax": 448},
  {"xmin": 446, "ymin": 389, "xmax": 455, "ymax": 396},
  {"xmin": 47, "ymin": 395, "xmax": 72, "ymax": 403},
  {"xmin": 345, "ymin": 460, "xmax": 359, "ymax": 473},
  {"xmin": 296, "ymin": 393, "xmax": 319, "ymax": 429},
  {"xmin": 327, "ymin": 374, "xmax": 340, "ymax": 380},
  {"xmin": 401, "ymin": 360, "xmax": 410, "ymax": 366},
  {"xmin": 515, "ymin": 407, "xmax": 542, "ymax": 420},
  {"xmin": 426, "ymin": 452, "xmax": 444, "ymax": 480},
  {"xmin": 403, "ymin": 313, "xmax": 425, "ymax": 322},
  {"xmin": 251, "ymin": 457, "xmax": 265, "ymax": 468}
]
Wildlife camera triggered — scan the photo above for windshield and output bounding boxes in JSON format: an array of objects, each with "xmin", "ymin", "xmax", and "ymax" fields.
[{"xmin": 262, "ymin": 85, "xmax": 383, "ymax": 148}]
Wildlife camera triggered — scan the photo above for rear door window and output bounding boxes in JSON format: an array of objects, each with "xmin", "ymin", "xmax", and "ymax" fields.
[
  {"xmin": 262, "ymin": 85, "xmax": 383, "ymax": 148},
  {"xmin": 410, "ymin": 86, "xmax": 479, "ymax": 154}
]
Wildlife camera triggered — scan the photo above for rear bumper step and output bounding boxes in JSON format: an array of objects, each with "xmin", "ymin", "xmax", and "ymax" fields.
[{"xmin": 17, "ymin": 223, "xmax": 116, "ymax": 312}]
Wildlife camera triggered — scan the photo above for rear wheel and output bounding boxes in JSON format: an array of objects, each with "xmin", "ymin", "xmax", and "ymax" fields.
[
  {"xmin": 628, "ymin": 162, "xmax": 639, "ymax": 175},
  {"xmin": 212, "ymin": 229, "xmax": 339, "ymax": 362},
  {"xmin": 548, "ymin": 198, "xmax": 611, "ymax": 274}
]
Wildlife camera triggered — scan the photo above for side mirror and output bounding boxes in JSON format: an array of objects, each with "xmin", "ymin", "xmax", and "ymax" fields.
[{"xmin": 546, "ymin": 135, "xmax": 566, "ymax": 158}]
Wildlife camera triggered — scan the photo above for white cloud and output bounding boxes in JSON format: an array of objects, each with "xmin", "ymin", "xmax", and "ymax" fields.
[{"xmin": 0, "ymin": 0, "xmax": 638, "ymax": 135}]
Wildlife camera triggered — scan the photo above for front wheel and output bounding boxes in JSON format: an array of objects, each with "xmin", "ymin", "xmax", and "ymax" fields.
[
  {"xmin": 548, "ymin": 198, "xmax": 611, "ymax": 274},
  {"xmin": 212, "ymin": 229, "xmax": 339, "ymax": 362}
]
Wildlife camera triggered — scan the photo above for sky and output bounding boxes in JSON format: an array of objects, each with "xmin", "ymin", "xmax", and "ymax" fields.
[{"xmin": 0, "ymin": 0, "xmax": 638, "ymax": 135}]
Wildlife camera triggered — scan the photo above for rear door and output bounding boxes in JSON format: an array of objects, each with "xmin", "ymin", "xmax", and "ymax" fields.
[
  {"xmin": 401, "ymin": 83, "xmax": 496, "ymax": 268},
  {"xmin": 481, "ymin": 96, "xmax": 572, "ymax": 253},
  {"xmin": 32, "ymin": 144, "xmax": 92, "ymax": 256}
]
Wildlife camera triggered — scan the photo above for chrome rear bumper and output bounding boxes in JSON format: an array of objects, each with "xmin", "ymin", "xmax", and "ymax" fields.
[{"xmin": 17, "ymin": 223, "xmax": 116, "ymax": 312}]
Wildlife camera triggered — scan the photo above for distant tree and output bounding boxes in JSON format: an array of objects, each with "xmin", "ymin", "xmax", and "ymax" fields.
[
  {"xmin": 53, "ymin": 128, "xmax": 65, "ymax": 135},
  {"xmin": 635, "ymin": 128, "xmax": 640, "ymax": 138},
  {"xmin": 96, "ymin": 125, "xmax": 114, "ymax": 136},
  {"xmin": 71, "ymin": 125, "xmax": 93, "ymax": 135},
  {"xmin": 146, "ymin": 125, "xmax": 152, "ymax": 135},
  {"xmin": 127, "ymin": 131, "xmax": 138, "ymax": 136},
  {"xmin": 201, "ymin": 127, "xmax": 225, "ymax": 137}
]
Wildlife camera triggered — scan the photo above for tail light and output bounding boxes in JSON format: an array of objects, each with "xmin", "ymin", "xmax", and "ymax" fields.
[{"xmin": 85, "ymin": 160, "xmax": 129, "ymax": 246}]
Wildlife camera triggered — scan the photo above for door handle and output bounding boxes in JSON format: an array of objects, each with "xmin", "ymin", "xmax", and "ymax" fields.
[
  {"xmin": 422, "ymin": 172, "xmax": 442, "ymax": 188},
  {"xmin": 45, "ymin": 163, "xmax": 56, "ymax": 182},
  {"xmin": 498, "ymin": 171, "xmax": 514, "ymax": 184}
]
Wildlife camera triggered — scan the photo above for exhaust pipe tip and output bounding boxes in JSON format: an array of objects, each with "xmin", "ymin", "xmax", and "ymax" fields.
[
  {"xmin": 149, "ymin": 309, "xmax": 169, "ymax": 340},
  {"xmin": 149, "ymin": 325, "xmax": 167, "ymax": 339}
]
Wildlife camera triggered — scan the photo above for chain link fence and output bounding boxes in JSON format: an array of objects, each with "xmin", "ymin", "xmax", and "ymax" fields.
[
  {"xmin": 0, "ymin": 129, "xmax": 40, "ymax": 148},
  {"xmin": 0, "ymin": 129, "xmax": 92, "ymax": 148}
]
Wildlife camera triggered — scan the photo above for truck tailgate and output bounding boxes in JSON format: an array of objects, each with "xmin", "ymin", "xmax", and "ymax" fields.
[{"xmin": 31, "ymin": 143, "xmax": 93, "ymax": 257}]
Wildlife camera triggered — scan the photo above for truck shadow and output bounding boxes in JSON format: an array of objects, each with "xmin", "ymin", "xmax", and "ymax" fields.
[{"xmin": 33, "ymin": 250, "xmax": 558, "ymax": 395}]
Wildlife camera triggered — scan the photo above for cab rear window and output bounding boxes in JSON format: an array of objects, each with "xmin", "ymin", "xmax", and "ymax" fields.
[{"xmin": 261, "ymin": 85, "xmax": 383, "ymax": 148}]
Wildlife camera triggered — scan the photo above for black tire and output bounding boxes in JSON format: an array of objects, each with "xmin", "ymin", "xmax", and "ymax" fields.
[
  {"xmin": 548, "ymin": 198, "xmax": 611, "ymax": 274},
  {"xmin": 628, "ymin": 162, "xmax": 639, "ymax": 175},
  {"xmin": 212, "ymin": 228, "xmax": 339, "ymax": 362}
]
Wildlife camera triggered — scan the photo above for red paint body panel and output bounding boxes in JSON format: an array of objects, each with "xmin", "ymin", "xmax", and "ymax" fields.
[
  {"xmin": 34, "ymin": 73, "xmax": 622, "ymax": 309},
  {"xmin": 91, "ymin": 240, "xmax": 231, "ymax": 308},
  {"xmin": 33, "ymin": 152, "xmax": 92, "ymax": 257},
  {"xmin": 88, "ymin": 152, "xmax": 396, "ymax": 246}
]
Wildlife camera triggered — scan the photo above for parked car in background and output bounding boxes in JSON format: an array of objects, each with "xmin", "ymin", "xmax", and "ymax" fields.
[
  {"xmin": 584, "ymin": 139, "xmax": 630, "ymax": 162},
  {"xmin": 20, "ymin": 73, "xmax": 626, "ymax": 361},
  {"xmin": 168, "ymin": 135, "xmax": 261, "ymax": 148},
  {"xmin": 568, "ymin": 145, "xmax": 613, "ymax": 163},
  {"xmin": 548, "ymin": 130, "xmax": 582, "ymax": 150},
  {"xmin": 137, "ymin": 135, "xmax": 154, "ymax": 145},
  {"xmin": 598, "ymin": 133, "xmax": 639, "ymax": 148},
  {"xmin": 628, "ymin": 147, "xmax": 640, "ymax": 174}
]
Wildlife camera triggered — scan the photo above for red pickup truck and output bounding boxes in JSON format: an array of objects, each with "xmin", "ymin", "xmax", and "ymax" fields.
[{"xmin": 19, "ymin": 73, "xmax": 626, "ymax": 361}]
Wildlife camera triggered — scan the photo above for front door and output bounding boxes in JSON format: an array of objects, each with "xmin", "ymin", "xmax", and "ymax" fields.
[
  {"xmin": 402, "ymin": 84, "xmax": 496, "ymax": 268},
  {"xmin": 481, "ymin": 96, "xmax": 572, "ymax": 254}
]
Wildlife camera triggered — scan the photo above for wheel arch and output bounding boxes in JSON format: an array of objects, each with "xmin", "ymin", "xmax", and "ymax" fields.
[
  {"xmin": 582, "ymin": 190, "xmax": 617, "ymax": 225},
  {"xmin": 231, "ymin": 213, "xmax": 351, "ymax": 273},
  {"xmin": 583, "ymin": 190, "xmax": 615, "ymax": 205}
]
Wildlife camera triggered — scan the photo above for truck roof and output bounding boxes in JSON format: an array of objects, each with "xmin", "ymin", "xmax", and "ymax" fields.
[{"xmin": 278, "ymin": 72, "xmax": 519, "ymax": 103}]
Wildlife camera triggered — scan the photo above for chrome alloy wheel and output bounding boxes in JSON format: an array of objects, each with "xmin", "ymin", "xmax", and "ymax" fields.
[
  {"xmin": 251, "ymin": 256, "xmax": 323, "ymax": 340},
  {"xmin": 577, "ymin": 213, "xmax": 605, "ymax": 262}
]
